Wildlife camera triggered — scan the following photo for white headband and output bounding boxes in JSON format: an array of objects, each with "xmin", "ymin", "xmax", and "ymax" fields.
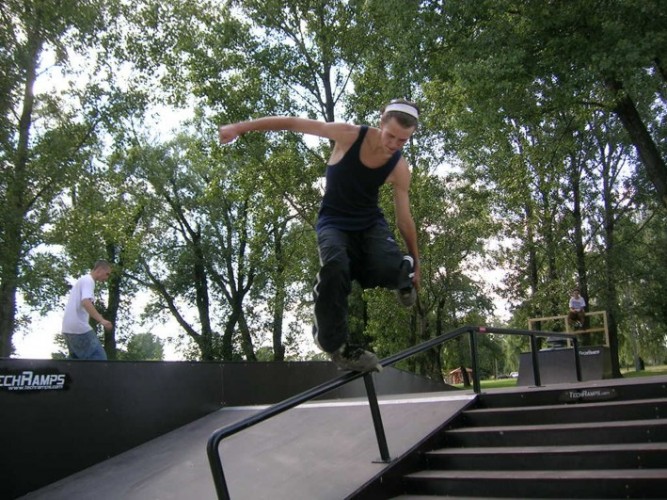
[{"xmin": 384, "ymin": 103, "xmax": 419, "ymax": 119}]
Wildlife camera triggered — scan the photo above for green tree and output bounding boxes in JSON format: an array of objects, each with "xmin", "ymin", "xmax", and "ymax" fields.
[
  {"xmin": 50, "ymin": 145, "xmax": 151, "ymax": 359},
  {"xmin": 123, "ymin": 138, "xmax": 245, "ymax": 361},
  {"xmin": 423, "ymin": 0, "xmax": 667, "ymax": 205},
  {"xmin": 118, "ymin": 332, "xmax": 164, "ymax": 361},
  {"xmin": 189, "ymin": 0, "xmax": 360, "ymax": 358},
  {"xmin": 422, "ymin": 0, "xmax": 667, "ymax": 376},
  {"xmin": 364, "ymin": 171, "xmax": 495, "ymax": 381},
  {"xmin": 0, "ymin": 0, "xmax": 125, "ymax": 356}
]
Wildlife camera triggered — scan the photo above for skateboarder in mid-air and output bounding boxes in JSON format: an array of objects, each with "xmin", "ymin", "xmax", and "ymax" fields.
[{"xmin": 219, "ymin": 99, "xmax": 421, "ymax": 372}]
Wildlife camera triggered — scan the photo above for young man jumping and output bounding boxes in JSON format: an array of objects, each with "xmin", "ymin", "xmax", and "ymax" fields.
[{"xmin": 219, "ymin": 99, "xmax": 421, "ymax": 372}]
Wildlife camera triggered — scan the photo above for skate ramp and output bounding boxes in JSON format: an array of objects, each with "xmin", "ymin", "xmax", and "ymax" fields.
[
  {"xmin": 18, "ymin": 392, "xmax": 474, "ymax": 500},
  {"xmin": 1, "ymin": 359, "xmax": 452, "ymax": 498}
]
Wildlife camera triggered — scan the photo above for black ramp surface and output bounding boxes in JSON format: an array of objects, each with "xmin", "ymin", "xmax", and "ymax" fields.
[{"xmin": 19, "ymin": 392, "xmax": 473, "ymax": 500}]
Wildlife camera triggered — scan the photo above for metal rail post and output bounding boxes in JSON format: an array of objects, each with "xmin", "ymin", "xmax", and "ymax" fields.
[
  {"xmin": 363, "ymin": 373, "xmax": 391, "ymax": 462},
  {"xmin": 573, "ymin": 337, "xmax": 582, "ymax": 381},
  {"xmin": 469, "ymin": 329, "xmax": 482, "ymax": 394},
  {"xmin": 207, "ymin": 439, "xmax": 231, "ymax": 500},
  {"xmin": 529, "ymin": 334, "xmax": 542, "ymax": 387}
]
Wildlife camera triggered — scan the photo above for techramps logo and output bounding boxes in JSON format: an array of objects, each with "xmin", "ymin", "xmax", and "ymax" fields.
[
  {"xmin": 559, "ymin": 387, "xmax": 617, "ymax": 403},
  {"xmin": 0, "ymin": 369, "xmax": 70, "ymax": 392}
]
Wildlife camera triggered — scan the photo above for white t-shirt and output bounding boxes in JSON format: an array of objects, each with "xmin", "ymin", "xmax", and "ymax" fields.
[
  {"xmin": 62, "ymin": 274, "xmax": 96, "ymax": 334},
  {"xmin": 569, "ymin": 295, "xmax": 586, "ymax": 310}
]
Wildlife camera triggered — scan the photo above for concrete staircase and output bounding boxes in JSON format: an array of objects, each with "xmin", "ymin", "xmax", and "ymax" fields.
[{"xmin": 357, "ymin": 378, "xmax": 667, "ymax": 499}]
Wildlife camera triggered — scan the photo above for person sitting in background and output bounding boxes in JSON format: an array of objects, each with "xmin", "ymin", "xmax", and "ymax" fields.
[{"xmin": 567, "ymin": 287, "xmax": 586, "ymax": 329}]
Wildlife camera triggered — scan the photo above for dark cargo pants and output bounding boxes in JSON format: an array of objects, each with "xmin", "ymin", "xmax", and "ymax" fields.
[{"xmin": 312, "ymin": 224, "xmax": 413, "ymax": 353}]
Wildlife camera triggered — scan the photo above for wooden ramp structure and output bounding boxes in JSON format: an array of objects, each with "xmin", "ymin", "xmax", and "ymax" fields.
[
  {"xmin": 517, "ymin": 311, "xmax": 612, "ymax": 385},
  {"xmin": 528, "ymin": 310, "xmax": 610, "ymax": 347}
]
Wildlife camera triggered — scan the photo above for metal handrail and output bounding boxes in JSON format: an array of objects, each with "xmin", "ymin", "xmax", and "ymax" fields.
[{"xmin": 206, "ymin": 324, "xmax": 580, "ymax": 499}]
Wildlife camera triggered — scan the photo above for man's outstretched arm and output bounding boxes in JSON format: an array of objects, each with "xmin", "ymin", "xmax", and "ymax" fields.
[{"xmin": 219, "ymin": 116, "xmax": 357, "ymax": 145}]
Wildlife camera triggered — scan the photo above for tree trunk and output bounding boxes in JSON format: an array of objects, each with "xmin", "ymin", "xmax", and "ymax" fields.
[
  {"xmin": 193, "ymin": 232, "xmax": 216, "ymax": 360},
  {"xmin": 271, "ymin": 287, "xmax": 286, "ymax": 361},
  {"xmin": 0, "ymin": 33, "xmax": 41, "ymax": 357},
  {"xmin": 238, "ymin": 312, "xmax": 257, "ymax": 361},
  {"xmin": 104, "ymin": 271, "xmax": 121, "ymax": 360},
  {"xmin": 413, "ymin": 299, "xmax": 439, "ymax": 379},
  {"xmin": 601, "ymin": 154, "xmax": 622, "ymax": 378},
  {"xmin": 524, "ymin": 201, "xmax": 539, "ymax": 304},
  {"xmin": 103, "ymin": 206, "xmax": 145, "ymax": 358},
  {"xmin": 271, "ymin": 228, "xmax": 286, "ymax": 361},
  {"xmin": 221, "ymin": 310, "xmax": 240, "ymax": 361},
  {"xmin": 456, "ymin": 336, "xmax": 470, "ymax": 388},
  {"xmin": 654, "ymin": 58, "xmax": 667, "ymax": 85},
  {"xmin": 141, "ymin": 260, "xmax": 218, "ymax": 361},
  {"xmin": 0, "ymin": 265, "xmax": 19, "ymax": 357},
  {"xmin": 540, "ymin": 189, "xmax": 560, "ymax": 316},
  {"xmin": 606, "ymin": 78, "xmax": 667, "ymax": 209},
  {"xmin": 434, "ymin": 296, "xmax": 446, "ymax": 382},
  {"xmin": 570, "ymin": 151, "xmax": 590, "ymax": 322}
]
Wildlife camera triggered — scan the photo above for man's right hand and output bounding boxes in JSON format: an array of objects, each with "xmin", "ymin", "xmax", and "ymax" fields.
[{"xmin": 218, "ymin": 124, "xmax": 240, "ymax": 144}]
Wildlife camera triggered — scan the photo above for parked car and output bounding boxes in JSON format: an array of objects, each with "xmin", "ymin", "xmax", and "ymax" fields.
[{"xmin": 510, "ymin": 371, "xmax": 519, "ymax": 378}]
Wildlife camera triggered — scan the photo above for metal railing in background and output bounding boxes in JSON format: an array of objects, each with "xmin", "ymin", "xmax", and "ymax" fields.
[{"xmin": 207, "ymin": 325, "xmax": 581, "ymax": 499}]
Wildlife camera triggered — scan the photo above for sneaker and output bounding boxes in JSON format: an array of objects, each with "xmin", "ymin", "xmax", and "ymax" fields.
[
  {"xmin": 396, "ymin": 287, "xmax": 416, "ymax": 307},
  {"xmin": 396, "ymin": 255, "xmax": 416, "ymax": 307},
  {"xmin": 330, "ymin": 344, "xmax": 382, "ymax": 373}
]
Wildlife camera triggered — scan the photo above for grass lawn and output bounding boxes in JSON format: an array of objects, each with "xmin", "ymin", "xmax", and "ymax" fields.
[
  {"xmin": 452, "ymin": 378, "xmax": 517, "ymax": 390},
  {"xmin": 452, "ymin": 364, "xmax": 667, "ymax": 390},
  {"xmin": 621, "ymin": 364, "xmax": 667, "ymax": 378}
]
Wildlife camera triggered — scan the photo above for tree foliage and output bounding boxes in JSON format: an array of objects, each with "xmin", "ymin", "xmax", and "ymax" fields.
[
  {"xmin": 0, "ymin": 0, "xmax": 133, "ymax": 356},
  {"xmin": 3, "ymin": 0, "xmax": 665, "ymax": 377}
]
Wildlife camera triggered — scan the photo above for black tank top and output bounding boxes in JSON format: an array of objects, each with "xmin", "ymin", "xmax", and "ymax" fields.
[{"xmin": 316, "ymin": 126, "xmax": 402, "ymax": 232}]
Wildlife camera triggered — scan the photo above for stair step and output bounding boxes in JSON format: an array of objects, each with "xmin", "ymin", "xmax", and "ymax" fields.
[
  {"xmin": 359, "ymin": 381, "xmax": 667, "ymax": 499},
  {"xmin": 404, "ymin": 469, "xmax": 667, "ymax": 480},
  {"xmin": 475, "ymin": 382, "xmax": 667, "ymax": 408},
  {"xmin": 462, "ymin": 398, "xmax": 667, "ymax": 426},
  {"xmin": 391, "ymin": 497, "xmax": 617, "ymax": 500},
  {"xmin": 402, "ymin": 469, "xmax": 667, "ymax": 498},
  {"xmin": 390, "ymin": 496, "xmax": 559, "ymax": 500},
  {"xmin": 424, "ymin": 442, "xmax": 667, "ymax": 470},
  {"xmin": 444, "ymin": 418, "xmax": 667, "ymax": 447}
]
